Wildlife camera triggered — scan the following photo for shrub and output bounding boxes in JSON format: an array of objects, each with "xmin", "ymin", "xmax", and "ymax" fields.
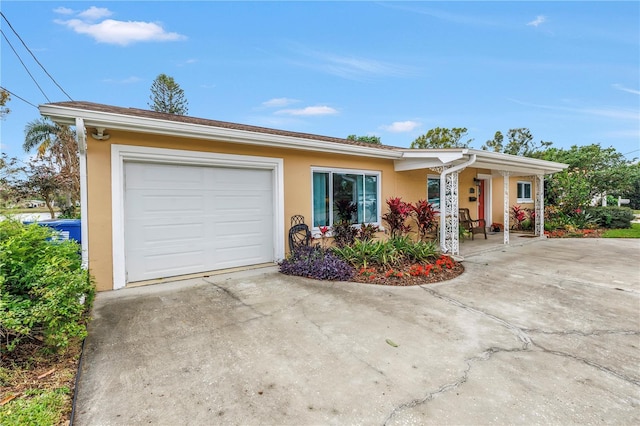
[
  {"xmin": 0, "ymin": 220, "xmax": 95, "ymax": 353},
  {"xmin": 411, "ymin": 199, "xmax": 438, "ymax": 241},
  {"xmin": 401, "ymin": 239, "xmax": 440, "ymax": 263},
  {"xmin": 332, "ymin": 239, "xmax": 401, "ymax": 269},
  {"xmin": 357, "ymin": 223, "xmax": 380, "ymax": 242},
  {"xmin": 382, "ymin": 197, "xmax": 411, "ymax": 238},
  {"xmin": 332, "ymin": 237, "xmax": 440, "ymax": 269},
  {"xmin": 332, "ymin": 221, "xmax": 358, "ymax": 247},
  {"xmin": 510, "ymin": 205, "xmax": 528, "ymax": 230},
  {"xmin": 332, "ymin": 200, "xmax": 358, "ymax": 247},
  {"xmin": 279, "ymin": 245, "xmax": 354, "ymax": 281},
  {"xmin": 586, "ymin": 206, "xmax": 634, "ymax": 229}
]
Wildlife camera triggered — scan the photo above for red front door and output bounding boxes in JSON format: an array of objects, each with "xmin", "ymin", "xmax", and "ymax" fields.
[{"xmin": 478, "ymin": 180, "xmax": 485, "ymax": 222}]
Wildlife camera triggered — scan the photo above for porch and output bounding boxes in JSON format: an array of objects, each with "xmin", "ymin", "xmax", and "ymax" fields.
[
  {"xmin": 394, "ymin": 148, "xmax": 568, "ymax": 256},
  {"xmin": 457, "ymin": 231, "xmax": 542, "ymax": 258}
]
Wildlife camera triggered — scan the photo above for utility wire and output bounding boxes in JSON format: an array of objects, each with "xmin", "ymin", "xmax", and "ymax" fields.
[
  {"xmin": 0, "ymin": 11, "xmax": 73, "ymax": 101},
  {"xmin": 1, "ymin": 28, "xmax": 51, "ymax": 103},
  {"xmin": 0, "ymin": 85, "xmax": 39, "ymax": 109}
]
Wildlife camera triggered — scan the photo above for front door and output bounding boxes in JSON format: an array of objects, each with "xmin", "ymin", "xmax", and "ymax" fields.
[{"xmin": 478, "ymin": 180, "xmax": 485, "ymax": 222}]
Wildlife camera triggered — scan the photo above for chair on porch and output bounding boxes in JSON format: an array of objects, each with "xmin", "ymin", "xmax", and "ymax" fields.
[
  {"xmin": 288, "ymin": 215, "xmax": 312, "ymax": 252},
  {"xmin": 459, "ymin": 208, "xmax": 487, "ymax": 240}
]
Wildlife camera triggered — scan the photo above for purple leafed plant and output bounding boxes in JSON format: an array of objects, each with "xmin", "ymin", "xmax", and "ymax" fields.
[{"xmin": 279, "ymin": 245, "xmax": 355, "ymax": 281}]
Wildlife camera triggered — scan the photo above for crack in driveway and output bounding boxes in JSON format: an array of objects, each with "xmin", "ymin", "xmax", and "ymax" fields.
[{"xmin": 383, "ymin": 285, "xmax": 640, "ymax": 425}]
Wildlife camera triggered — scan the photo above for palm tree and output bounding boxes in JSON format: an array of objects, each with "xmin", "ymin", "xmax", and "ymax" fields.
[{"xmin": 23, "ymin": 118, "xmax": 80, "ymax": 212}]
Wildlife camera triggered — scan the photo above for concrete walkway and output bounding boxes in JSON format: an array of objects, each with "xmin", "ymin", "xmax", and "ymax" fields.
[{"xmin": 74, "ymin": 238, "xmax": 640, "ymax": 425}]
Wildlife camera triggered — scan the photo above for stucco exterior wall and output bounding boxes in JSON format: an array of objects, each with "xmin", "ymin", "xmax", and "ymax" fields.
[
  {"xmin": 86, "ymin": 129, "xmax": 412, "ymax": 291},
  {"xmin": 85, "ymin": 128, "xmax": 546, "ymax": 291}
]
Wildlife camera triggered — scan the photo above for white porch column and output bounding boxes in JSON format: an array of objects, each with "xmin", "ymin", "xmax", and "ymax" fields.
[
  {"xmin": 444, "ymin": 171, "xmax": 460, "ymax": 255},
  {"xmin": 535, "ymin": 174, "xmax": 545, "ymax": 237},
  {"xmin": 500, "ymin": 171, "xmax": 510, "ymax": 245}
]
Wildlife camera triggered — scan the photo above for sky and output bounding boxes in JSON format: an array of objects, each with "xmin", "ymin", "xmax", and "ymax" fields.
[{"xmin": 1, "ymin": 1, "xmax": 639, "ymax": 162}]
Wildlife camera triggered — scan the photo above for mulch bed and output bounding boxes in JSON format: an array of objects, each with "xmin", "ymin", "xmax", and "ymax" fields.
[
  {"xmin": 545, "ymin": 228, "xmax": 606, "ymax": 238},
  {"xmin": 350, "ymin": 259, "xmax": 465, "ymax": 286}
]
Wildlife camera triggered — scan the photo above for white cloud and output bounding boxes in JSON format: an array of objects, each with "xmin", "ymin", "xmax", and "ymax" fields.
[
  {"xmin": 263, "ymin": 98, "xmax": 298, "ymax": 108},
  {"xmin": 612, "ymin": 84, "xmax": 640, "ymax": 95},
  {"xmin": 527, "ymin": 15, "xmax": 547, "ymax": 27},
  {"xmin": 55, "ymin": 7, "xmax": 186, "ymax": 46},
  {"xmin": 78, "ymin": 6, "xmax": 112, "ymax": 21},
  {"xmin": 53, "ymin": 7, "xmax": 74, "ymax": 15},
  {"xmin": 276, "ymin": 106, "xmax": 338, "ymax": 116},
  {"xmin": 381, "ymin": 120, "xmax": 421, "ymax": 133}
]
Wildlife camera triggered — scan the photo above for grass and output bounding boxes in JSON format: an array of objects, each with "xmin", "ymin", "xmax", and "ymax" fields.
[
  {"xmin": 602, "ymin": 223, "xmax": 640, "ymax": 238},
  {"xmin": 0, "ymin": 388, "xmax": 69, "ymax": 426},
  {"xmin": 0, "ymin": 341, "xmax": 82, "ymax": 426}
]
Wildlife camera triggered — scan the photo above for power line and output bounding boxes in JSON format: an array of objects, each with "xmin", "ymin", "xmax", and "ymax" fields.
[
  {"xmin": 0, "ymin": 86, "xmax": 38, "ymax": 109},
  {"xmin": 1, "ymin": 28, "xmax": 51, "ymax": 103},
  {"xmin": 0, "ymin": 11, "xmax": 73, "ymax": 101}
]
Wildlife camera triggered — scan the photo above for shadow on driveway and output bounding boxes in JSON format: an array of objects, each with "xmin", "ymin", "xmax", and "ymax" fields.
[{"xmin": 74, "ymin": 238, "xmax": 640, "ymax": 425}]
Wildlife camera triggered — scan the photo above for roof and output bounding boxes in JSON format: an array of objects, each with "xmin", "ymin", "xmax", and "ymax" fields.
[
  {"xmin": 39, "ymin": 101, "xmax": 401, "ymax": 159},
  {"xmin": 39, "ymin": 101, "xmax": 568, "ymax": 175}
]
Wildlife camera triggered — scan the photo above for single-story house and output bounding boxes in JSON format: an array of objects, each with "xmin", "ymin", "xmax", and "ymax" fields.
[{"xmin": 39, "ymin": 101, "xmax": 567, "ymax": 291}]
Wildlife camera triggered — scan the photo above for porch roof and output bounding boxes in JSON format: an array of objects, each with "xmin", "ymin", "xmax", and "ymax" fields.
[{"xmin": 394, "ymin": 148, "xmax": 568, "ymax": 176}]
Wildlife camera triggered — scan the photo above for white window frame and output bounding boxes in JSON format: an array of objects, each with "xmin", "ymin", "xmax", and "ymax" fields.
[
  {"xmin": 517, "ymin": 181, "xmax": 533, "ymax": 203},
  {"xmin": 310, "ymin": 167, "xmax": 381, "ymax": 231},
  {"xmin": 427, "ymin": 174, "xmax": 441, "ymax": 210}
]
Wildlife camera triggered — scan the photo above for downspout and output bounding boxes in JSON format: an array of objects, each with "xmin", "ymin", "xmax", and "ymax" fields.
[
  {"xmin": 439, "ymin": 153, "xmax": 477, "ymax": 253},
  {"xmin": 76, "ymin": 117, "xmax": 89, "ymax": 270}
]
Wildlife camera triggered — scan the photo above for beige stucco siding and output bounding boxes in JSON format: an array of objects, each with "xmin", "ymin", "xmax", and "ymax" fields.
[
  {"xmin": 85, "ymin": 128, "xmax": 547, "ymax": 291},
  {"xmin": 86, "ymin": 129, "xmax": 410, "ymax": 291}
]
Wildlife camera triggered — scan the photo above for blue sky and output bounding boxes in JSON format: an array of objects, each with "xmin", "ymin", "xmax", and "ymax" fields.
[{"xmin": 1, "ymin": 1, "xmax": 639, "ymax": 161}]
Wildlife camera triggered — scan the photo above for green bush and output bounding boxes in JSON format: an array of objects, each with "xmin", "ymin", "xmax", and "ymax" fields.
[
  {"xmin": 0, "ymin": 220, "xmax": 95, "ymax": 353},
  {"xmin": 331, "ymin": 236, "xmax": 440, "ymax": 269},
  {"xmin": 585, "ymin": 206, "xmax": 634, "ymax": 229},
  {"xmin": 332, "ymin": 239, "xmax": 401, "ymax": 269}
]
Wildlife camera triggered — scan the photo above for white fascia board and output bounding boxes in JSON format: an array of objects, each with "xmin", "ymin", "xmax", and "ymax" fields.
[
  {"xmin": 469, "ymin": 150, "xmax": 568, "ymax": 175},
  {"xmin": 394, "ymin": 149, "xmax": 467, "ymax": 171},
  {"xmin": 469, "ymin": 149, "xmax": 568, "ymax": 172},
  {"xmin": 39, "ymin": 104, "xmax": 403, "ymax": 160}
]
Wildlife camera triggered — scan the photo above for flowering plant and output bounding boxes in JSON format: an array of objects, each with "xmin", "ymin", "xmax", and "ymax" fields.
[
  {"xmin": 317, "ymin": 225, "xmax": 330, "ymax": 249},
  {"xmin": 384, "ymin": 269, "xmax": 405, "ymax": 279}
]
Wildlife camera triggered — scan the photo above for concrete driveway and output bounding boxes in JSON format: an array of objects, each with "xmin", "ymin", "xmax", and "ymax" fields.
[{"xmin": 74, "ymin": 238, "xmax": 640, "ymax": 425}]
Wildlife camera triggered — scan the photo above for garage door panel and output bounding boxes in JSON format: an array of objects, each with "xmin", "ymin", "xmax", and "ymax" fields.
[
  {"xmin": 131, "ymin": 249, "xmax": 207, "ymax": 280},
  {"xmin": 124, "ymin": 162, "xmax": 274, "ymax": 283},
  {"xmin": 142, "ymin": 223, "xmax": 206, "ymax": 244},
  {"xmin": 128, "ymin": 163, "xmax": 205, "ymax": 189}
]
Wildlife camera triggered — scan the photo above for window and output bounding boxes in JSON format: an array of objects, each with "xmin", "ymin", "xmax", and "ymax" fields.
[
  {"xmin": 427, "ymin": 175, "xmax": 440, "ymax": 209},
  {"xmin": 517, "ymin": 181, "xmax": 532, "ymax": 203},
  {"xmin": 312, "ymin": 169, "xmax": 380, "ymax": 228}
]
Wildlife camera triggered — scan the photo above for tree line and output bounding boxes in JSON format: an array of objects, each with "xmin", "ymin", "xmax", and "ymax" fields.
[
  {"xmin": 348, "ymin": 126, "xmax": 639, "ymax": 211},
  {"xmin": 1, "ymin": 81, "xmax": 638, "ymax": 216}
]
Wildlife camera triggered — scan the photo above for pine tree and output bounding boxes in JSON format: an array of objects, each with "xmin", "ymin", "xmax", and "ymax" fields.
[{"xmin": 148, "ymin": 74, "xmax": 189, "ymax": 115}]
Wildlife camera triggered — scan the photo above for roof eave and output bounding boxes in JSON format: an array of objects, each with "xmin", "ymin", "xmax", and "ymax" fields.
[{"xmin": 39, "ymin": 104, "xmax": 403, "ymax": 160}]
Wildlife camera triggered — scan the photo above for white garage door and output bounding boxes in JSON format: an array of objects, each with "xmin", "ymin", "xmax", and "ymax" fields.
[{"xmin": 124, "ymin": 162, "xmax": 274, "ymax": 283}]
